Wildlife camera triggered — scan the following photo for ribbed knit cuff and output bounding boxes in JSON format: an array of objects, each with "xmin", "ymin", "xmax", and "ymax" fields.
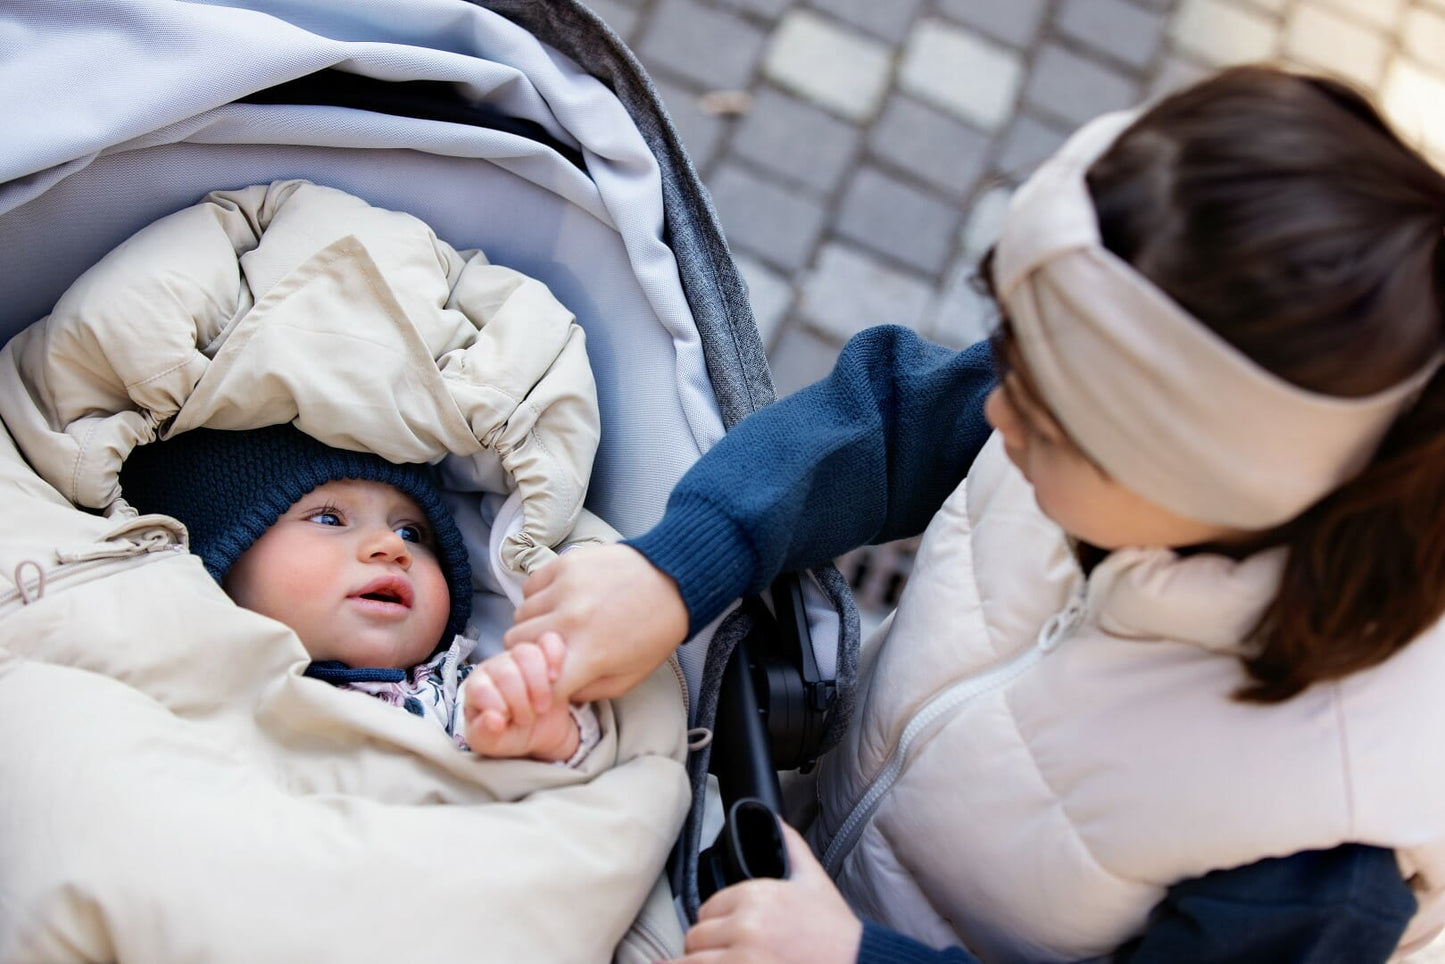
[
  {"xmin": 624, "ymin": 493, "xmax": 760, "ymax": 635},
  {"xmin": 857, "ymin": 922, "xmax": 980, "ymax": 964}
]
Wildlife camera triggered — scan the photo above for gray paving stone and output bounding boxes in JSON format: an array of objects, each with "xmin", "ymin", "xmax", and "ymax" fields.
[
  {"xmin": 1147, "ymin": 54, "xmax": 1215, "ymax": 102},
  {"xmin": 652, "ymin": 77, "xmax": 728, "ymax": 171},
  {"xmin": 993, "ymin": 113, "xmax": 1070, "ymax": 180},
  {"xmin": 1402, "ymin": 5, "xmax": 1445, "ymax": 66},
  {"xmin": 1058, "ymin": 0, "xmax": 1169, "ymax": 70},
  {"xmin": 731, "ymin": 87, "xmax": 862, "ymax": 195},
  {"xmin": 708, "ymin": 162, "xmax": 829, "ymax": 270},
  {"xmin": 638, "ymin": 0, "xmax": 768, "ymax": 91},
  {"xmin": 835, "ymin": 167, "xmax": 960, "ymax": 274},
  {"xmin": 1169, "ymin": 0, "xmax": 1279, "ymax": 65},
  {"xmin": 899, "ymin": 18, "xmax": 1025, "ymax": 131},
  {"xmin": 763, "ymin": 9, "xmax": 893, "ymax": 121},
  {"xmin": 868, "ymin": 95, "xmax": 989, "ymax": 199},
  {"xmin": 1024, "ymin": 44, "xmax": 1141, "ymax": 128},
  {"xmin": 768, "ymin": 323, "xmax": 845, "ymax": 398},
  {"xmin": 735, "ymin": 255, "xmax": 793, "ymax": 350},
  {"xmin": 719, "ymin": 0, "xmax": 793, "ymax": 20},
  {"xmin": 934, "ymin": 0, "xmax": 1048, "ymax": 48},
  {"xmin": 799, "ymin": 242, "xmax": 934, "ymax": 341},
  {"xmin": 809, "ymin": 0, "xmax": 927, "ymax": 43},
  {"xmin": 1284, "ymin": 2, "xmax": 1389, "ymax": 88},
  {"xmin": 926, "ymin": 257, "xmax": 996, "ymax": 349},
  {"xmin": 583, "ymin": 0, "xmax": 641, "ymax": 41},
  {"xmin": 1237, "ymin": 0, "xmax": 1290, "ymax": 12}
]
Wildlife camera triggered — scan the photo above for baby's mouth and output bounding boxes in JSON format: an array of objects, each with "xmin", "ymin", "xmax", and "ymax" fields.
[{"xmin": 350, "ymin": 577, "xmax": 414, "ymax": 609}]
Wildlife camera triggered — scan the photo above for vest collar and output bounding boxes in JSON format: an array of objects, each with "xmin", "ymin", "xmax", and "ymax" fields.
[{"xmin": 1085, "ymin": 546, "xmax": 1287, "ymax": 657}]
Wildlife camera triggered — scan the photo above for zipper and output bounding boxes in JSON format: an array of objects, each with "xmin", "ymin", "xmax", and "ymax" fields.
[
  {"xmin": 821, "ymin": 590, "xmax": 1087, "ymax": 876},
  {"xmin": 0, "ymin": 518, "xmax": 187, "ymax": 617}
]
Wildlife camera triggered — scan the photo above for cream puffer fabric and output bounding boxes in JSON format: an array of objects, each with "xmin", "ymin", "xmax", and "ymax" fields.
[
  {"xmin": 809, "ymin": 434, "xmax": 1445, "ymax": 963},
  {"xmin": 0, "ymin": 181, "xmax": 690, "ymax": 962}
]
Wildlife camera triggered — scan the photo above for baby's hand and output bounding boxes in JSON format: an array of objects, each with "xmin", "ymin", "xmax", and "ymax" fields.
[{"xmin": 463, "ymin": 641, "xmax": 578, "ymax": 763}]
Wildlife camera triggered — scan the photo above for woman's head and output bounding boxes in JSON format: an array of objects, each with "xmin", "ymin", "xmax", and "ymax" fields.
[{"xmin": 984, "ymin": 65, "xmax": 1445, "ymax": 699}]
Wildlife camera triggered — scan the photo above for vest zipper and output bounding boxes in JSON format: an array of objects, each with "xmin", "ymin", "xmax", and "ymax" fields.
[{"xmin": 821, "ymin": 590, "xmax": 1088, "ymax": 877}]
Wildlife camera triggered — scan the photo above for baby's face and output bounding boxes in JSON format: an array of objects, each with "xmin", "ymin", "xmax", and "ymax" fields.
[{"xmin": 224, "ymin": 480, "xmax": 452, "ymax": 668}]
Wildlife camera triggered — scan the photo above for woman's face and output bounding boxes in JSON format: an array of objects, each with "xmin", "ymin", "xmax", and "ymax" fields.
[{"xmin": 983, "ymin": 360, "xmax": 1252, "ymax": 551}]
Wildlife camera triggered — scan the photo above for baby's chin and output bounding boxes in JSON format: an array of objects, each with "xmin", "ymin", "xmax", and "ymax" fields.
[{"xmin": 304, "ymin": 634, "xmax": 439, "ymax": 669}]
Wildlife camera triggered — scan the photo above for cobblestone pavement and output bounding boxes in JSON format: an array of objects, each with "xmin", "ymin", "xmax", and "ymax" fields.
[{"xmin": 587, "ymin": 0, "xmax": 1445, "ymax": 397}]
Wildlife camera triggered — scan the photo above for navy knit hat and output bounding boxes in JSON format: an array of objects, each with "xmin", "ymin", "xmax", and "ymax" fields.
[{"xmin": 119, "ymin": 424, "xmax": 472, "ymax": 644}]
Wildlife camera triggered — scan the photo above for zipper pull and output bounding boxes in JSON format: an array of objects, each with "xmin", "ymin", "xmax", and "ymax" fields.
[
  {"xmin": 54, "ymin": 521, "xmax": 186, "ymax": 565},
  {"xmin": 1036, "ymin": 591, "xmax": 1086, "ymax": 652}
]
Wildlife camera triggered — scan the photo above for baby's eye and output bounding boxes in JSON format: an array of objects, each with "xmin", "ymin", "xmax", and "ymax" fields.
[
  {"xmin": 305, "ymin": 509, "xmax": 344, "ymax": 527},
  {"xmin": 395, "ymin": 523, "xmax": 429, "ymax": 545}
]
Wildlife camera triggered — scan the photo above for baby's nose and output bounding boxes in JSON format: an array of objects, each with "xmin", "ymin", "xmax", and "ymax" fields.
[{"xmin": 365, "ymin": 527, "xmax": 412, "ymax": 566}]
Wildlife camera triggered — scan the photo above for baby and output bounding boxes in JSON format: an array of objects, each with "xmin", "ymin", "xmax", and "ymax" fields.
[{"xmin": 120, "ymin": 423, "xmax": 596, "ymax": 764}]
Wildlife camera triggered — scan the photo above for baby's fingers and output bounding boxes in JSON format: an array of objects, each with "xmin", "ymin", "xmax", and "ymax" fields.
[
  {"xmin": 464, "ymin": 671, "xmax": 511, "ymax": 732},
  {"xmin": 483, "ymin": 655, "xmax": 537, "ymax": 730}
]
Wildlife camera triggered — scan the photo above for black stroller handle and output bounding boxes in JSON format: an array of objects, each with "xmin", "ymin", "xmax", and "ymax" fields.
[{"xmin": 697, "ymin": 797, "xmax": 792, "ymax": 903}]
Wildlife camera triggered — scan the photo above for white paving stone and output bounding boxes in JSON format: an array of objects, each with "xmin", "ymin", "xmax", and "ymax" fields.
[
  {"xmin": 1284, "ymin": 2, "xmax": 1389, "ymax": 88},
  {"xmin": 1402, "ymin": 6, "xmax": 1445, "ymax": 68},
  {"xmin": 899, "ymin": 18, "xmax": 1024, "ymax": 131},
  {"xmin": 1169, "ymin": 0, "xmax": 1279, "ymax": 65},
  {"xmin": 1316, "ymin": 0, "xmax": 1406, "ymax": 31},
  {"xmin": 1382, "ymin": 58, "xmax": 1445, "ymax": 164},
  {"xmin": 799, "ymin": 243, "xmax": 933, "ymax": 342},
  {"xmin": 735, "ymin": 255, "xmax": 793, "ymax": 350},
  {"xmin": 763, "ymin": 9, "xmax": 892, "ymax": 121}
]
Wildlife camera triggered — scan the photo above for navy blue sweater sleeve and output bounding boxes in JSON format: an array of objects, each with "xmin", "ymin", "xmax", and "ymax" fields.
[
  {"xmin": 852, "ymin": 844, "xmax": 1414, "ymax": 964},
  {"xmin": 626, "ymin": 325, "xmax": 996, "ymax": 631}
]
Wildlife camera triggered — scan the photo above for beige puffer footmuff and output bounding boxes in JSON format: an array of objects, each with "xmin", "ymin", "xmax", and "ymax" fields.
[{"xmin": 0, "ymin": 181, "xmax": 690, "ymax": 962}]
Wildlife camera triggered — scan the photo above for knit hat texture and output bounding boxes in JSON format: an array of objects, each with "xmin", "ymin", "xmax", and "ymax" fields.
[{"xmin": 119, "ymin": 424, "xmax": 472, "ymax": 645}]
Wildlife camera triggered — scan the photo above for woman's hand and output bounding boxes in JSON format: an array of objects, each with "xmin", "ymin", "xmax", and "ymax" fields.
[
  {"xmin": 671, "ymin": 822, "xmax": 863, "ymax": 964},
  {"xmin": 503, "ymin": 544, "xmax": 689, "ymax": 703}
]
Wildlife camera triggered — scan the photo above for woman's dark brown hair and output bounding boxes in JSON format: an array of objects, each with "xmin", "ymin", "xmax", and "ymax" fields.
[{"xmin": 1081, "ymin": 66, "xmax": 1445, "ymax": 701}]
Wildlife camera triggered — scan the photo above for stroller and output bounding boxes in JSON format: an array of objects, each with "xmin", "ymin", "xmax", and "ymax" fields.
[{"xmin": 0, "ymin": 0, "xmax": 858, "ymax": 959}]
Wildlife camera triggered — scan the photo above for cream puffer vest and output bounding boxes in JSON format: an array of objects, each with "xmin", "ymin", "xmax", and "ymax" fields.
[{"xmin": 809, "ymin": 434, "xmax": 1445, "ymax": 963}]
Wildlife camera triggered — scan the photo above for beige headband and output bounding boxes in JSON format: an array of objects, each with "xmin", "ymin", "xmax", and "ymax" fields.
[{"xmin": 993, "ymin": 110, "xmax": 1439, "ymax": 530}]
